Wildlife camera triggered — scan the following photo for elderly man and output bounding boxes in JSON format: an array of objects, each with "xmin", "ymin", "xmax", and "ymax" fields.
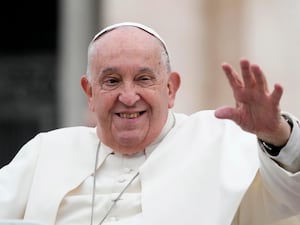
[{"xmin": 0, "ymin": 22, "xmax": 299, "ymax": 225}]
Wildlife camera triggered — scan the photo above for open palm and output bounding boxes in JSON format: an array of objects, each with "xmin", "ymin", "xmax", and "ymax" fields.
[{"xmin": 215, "ymin": 59, "xmax": 288, "ymax": 145}]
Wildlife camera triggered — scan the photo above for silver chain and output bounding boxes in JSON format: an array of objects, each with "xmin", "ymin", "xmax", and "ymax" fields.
[{"xmin": 90, "ymin": 142, "xmax": 140, "ymax": 225}]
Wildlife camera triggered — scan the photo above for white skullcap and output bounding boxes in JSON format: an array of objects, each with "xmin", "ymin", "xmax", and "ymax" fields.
[{"xmin": 91, "ymin": 22, "xmax": 169, "ymax": 56}]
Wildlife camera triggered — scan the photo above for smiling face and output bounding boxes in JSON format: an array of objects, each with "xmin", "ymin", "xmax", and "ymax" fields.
[{"xmin": 81, "ymin": 27, "xmax": 180, "ymax": 154}]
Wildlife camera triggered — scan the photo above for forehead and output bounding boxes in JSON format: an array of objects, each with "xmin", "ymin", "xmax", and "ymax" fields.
[
  {"xmin": 89, "ymin": 27, "xmax": 164, "ymax": 73},
  {"xmin": 91, "ymin": 27, "xmax": 162, "ymax": 58}
]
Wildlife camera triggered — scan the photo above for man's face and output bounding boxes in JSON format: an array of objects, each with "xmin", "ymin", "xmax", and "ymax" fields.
[{"xmin": 82, "ymin": 27, "xmax": 179, "ymax": 154}]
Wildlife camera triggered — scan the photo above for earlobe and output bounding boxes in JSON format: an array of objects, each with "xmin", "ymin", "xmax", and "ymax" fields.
[{"xmin": 168, "ymin": 72, "xmax": 181, "ymax": 108}]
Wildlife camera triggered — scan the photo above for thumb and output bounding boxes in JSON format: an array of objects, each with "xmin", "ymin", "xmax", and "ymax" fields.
[{"xmin": 214, "ymin": 106, "xmax": 236, "ymax": 120}]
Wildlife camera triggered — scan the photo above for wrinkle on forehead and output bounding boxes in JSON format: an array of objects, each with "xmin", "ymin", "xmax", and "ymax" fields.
[
  {"xmin": 88, "ymin": 27, "xmax": 168, "ymax": 78},
  {"xmin": 87, "ymin": 26, "xmax": 171, "ymax": 78}
]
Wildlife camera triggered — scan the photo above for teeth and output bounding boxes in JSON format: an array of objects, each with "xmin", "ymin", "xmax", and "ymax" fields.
[{"xmin": 119, "ymin": 112, "xmax": 140, "ymax": 118}]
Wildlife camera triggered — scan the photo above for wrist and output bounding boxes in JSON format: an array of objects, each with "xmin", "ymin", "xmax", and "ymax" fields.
[
  {"xmin": 258, "ymin": 114, "xmax": 292, "ymax": 146},
  {"xmin": 259, "ymin": 114, "xmax": 293, "ymax": 156}
]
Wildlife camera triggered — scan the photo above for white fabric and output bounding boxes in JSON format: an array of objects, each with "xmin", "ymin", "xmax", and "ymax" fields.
[
  {"xmin": 0, "ymin": 110, "xmax": 300, "ymax": 225},
  {"xmin": 0, "ymin": 220, "xmax": 43, "ymax": 225},
  {"xmin": 55, "ymin": 111, "xmax": 176, "ymax": 225},
  {"xmin": 56, "ymin": 148, "xmax": 143, "ymax": 225},
  {"xmin": 265, "ymin": 114, "xmax": 300, "ymax": 172}
]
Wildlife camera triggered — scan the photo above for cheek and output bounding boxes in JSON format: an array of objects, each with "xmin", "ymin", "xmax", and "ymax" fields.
[
  {"xmin": 93, "ymin": 92, "xmax": 115, "ymax": 114},
  {"xmin": 161, "ymin": 86, "xmax": 174, "ymax": 108},
  {"xmin": 147, "ymin": 89, "xmax": 171, "ymax": 115}
]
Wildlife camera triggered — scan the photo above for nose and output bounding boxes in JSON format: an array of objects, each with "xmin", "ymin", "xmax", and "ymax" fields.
[{"xmin": 118, "ymin": 83, "xmax": 141, "ymax": 106}]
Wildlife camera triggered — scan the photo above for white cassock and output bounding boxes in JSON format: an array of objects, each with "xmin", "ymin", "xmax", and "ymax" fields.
[{"xmin": 0, "ymin": 110, "xmax": 300, "ymax": 225}]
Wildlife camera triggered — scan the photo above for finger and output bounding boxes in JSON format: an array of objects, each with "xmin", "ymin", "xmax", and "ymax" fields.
[
  {"xmin": 215, "ymin": 106, "xmax": 242, "ymax": 127},
  {"xmin": 271, "ymin": 83, "xmax": 283, "ymax": 105},
  {"xmin": 215, "ymin": 106, "xmax": 238, "ymax": 121},
  {"xmin": 221, "ymin": 63, "xmax": 243, "ymax": 90},
  {"xmin": 240, "ymin": 59, "xmax": 255, "ymax": 89},
  {"xmin": 251, "ymin": 64, "xmax": 269, "ymax": 92}
]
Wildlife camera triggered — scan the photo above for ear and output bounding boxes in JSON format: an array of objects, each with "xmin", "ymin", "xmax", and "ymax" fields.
[
  {"xmin": 80, "ymin": 75, "xmax": 95, "ymax": 112},
  {"xmin": 167, "ymin": 72, "xmax": 181, "ymax": 108}
]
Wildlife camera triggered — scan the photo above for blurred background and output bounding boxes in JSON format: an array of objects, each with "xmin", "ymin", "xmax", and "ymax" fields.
[{"xmin": 1, "ymin": 0, "xmax": 300, "ymax": 167}]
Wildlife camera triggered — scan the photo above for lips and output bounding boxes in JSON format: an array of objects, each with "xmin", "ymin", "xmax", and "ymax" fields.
[{"xmin": 118, "ymin": 111, "xmax": 145, "ymax": 119}]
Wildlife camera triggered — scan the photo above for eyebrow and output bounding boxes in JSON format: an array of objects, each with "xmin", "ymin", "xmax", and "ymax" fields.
[
  {"xmin": 138, "ymin": 67, "xmax": 155, "ymax": 75},
  {"xmin": 100, "ymin": 67, "xmax": 119, "ymax": 76},
  {"xmin": 100, "ymin": 67, "xmax": 156, "ymax": 76}
]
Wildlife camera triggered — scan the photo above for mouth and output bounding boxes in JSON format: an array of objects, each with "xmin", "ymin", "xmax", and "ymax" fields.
[{"xmin": 117, "ymin": 111, "xmax": 146, "ymax": 119}]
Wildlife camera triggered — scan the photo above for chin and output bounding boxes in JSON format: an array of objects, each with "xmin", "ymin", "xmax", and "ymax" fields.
[{"xmin": 114, "ymin": 136, "xmax": 148, "ymax": 154}]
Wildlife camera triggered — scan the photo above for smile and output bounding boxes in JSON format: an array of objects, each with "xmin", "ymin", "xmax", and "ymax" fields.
[{"xmin": 118, "ymin": 111, "xmax": 145, "ymax": 119}]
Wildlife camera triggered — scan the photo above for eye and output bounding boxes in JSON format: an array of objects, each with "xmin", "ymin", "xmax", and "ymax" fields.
[
  {"xmin": 105, "ymin": 78, "xmax": 119, "ymax": 85},
  {"xmin": 136, "ymin": 75, "xmax": 155, "ymax": 86},
  {"xmin": 101, "ymin": 76, "xmax": 121, "ymax": 90},
  {"xmin": 139, "ymin": 75, "xmax": 151, "ymax": 80}
]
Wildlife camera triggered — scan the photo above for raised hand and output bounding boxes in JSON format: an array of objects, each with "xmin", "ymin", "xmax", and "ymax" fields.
[{"xmin": 215, "ymin": 59, "xmax": 291, "ymax": 146}]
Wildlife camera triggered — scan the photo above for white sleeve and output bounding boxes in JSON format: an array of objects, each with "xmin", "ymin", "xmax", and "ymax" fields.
[
  {"xmin": 0, "ymin": 134, "xmax": 41, "ymax": 218},
  {"xmin": 263, "ymin": 113, "xmax": 300, "ymax": 173},
  {"xmin": 258, "ymin": 113, "xmax": 300, "ymax": 213}
]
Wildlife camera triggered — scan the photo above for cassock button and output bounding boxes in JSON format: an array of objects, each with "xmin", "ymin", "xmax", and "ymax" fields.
[
  {"xmin": 118, "ymin": 177, "xmax": 126, "ymax": 183},
  {"xmin": 123, "ymin": 167, "xmax": 133, "ymax": 173}
]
